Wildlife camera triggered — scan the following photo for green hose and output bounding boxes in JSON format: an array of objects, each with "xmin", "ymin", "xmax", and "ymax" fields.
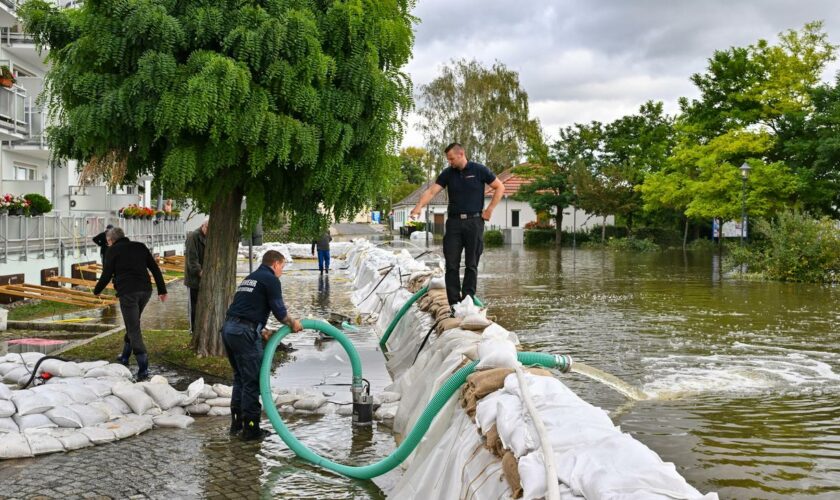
[
  {"xmin": 378, "ymin": 286, "xmax": 486, "ymax": 351},
  {"xmin": 260, "ymin": 319, "xmax": 572, "ymax": 479}
]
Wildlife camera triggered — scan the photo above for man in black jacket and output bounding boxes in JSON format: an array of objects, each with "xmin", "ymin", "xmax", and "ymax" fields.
[
  {"xmin": 93, "ymin": 227, "xmax": 168, "ymax": 381},
  {"xmin": 92, "ymin": 224, "xmax": 113, "ymax": 263},
  {"xmin": 184, "ymin": 219, "xmax": 208, "ymax": 334}
]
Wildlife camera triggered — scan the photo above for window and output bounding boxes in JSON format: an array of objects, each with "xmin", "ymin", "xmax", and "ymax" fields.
[
  {"xmin": 13, "ymin": 163, "xmax": 36, "ymax": 181},
  {"xmin": 511, "ymin": 209, "xmax": 520, "ymax": 227}
]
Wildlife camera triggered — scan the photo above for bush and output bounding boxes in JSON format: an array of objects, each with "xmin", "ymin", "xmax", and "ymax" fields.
[
  {"xmin": 524, "ymin": 228, "xmax": 556, "ymax": 246},
  {"xmin": 606, "ymin": 237, "xmax": 659, "ymax": 252},
  {"xmin": 484, "ymin": 229, "xmax": 503, "ymax": 246},
  {"xmin": 588, "ymin": 224, "xmax": 626, "ymax": 241},
  {"xmin": 734, "ymin": 210, "xmax": 840, "ymax": 283},
  {"xmin": 685, "ymin": 238, "xmax": 717, "ymax": 252},
  {"xmin": 24, "ymin": 193, "xmax": 52, "ymax": 215},
  {"xmin": 632, "ymin": 227, "xmax": 682, "ymax": 247}
]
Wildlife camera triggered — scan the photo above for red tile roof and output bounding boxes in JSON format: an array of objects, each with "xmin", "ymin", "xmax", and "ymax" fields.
[{"xmin": 485, "ymin": 166, "xmax": 534, "ymax": 197}]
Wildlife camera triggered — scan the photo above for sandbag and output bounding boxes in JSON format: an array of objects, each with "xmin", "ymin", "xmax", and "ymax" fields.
[
  {"xmin": 76, "ymin": 360, "xmax": 109, "ymax": 371},
  {"xmin": 484, "ymin": 424, "xmax": 505, "ymax": 457},
  {"xmin": 141, "ymin": 383, "xmax": 185, "ymax": 410},
  {"xmin": 502, "ymin": 451, "xmax": 524, "ymax": 499},
  {"xmin": 80, "ymin": 426, "xmax": 116, "ymax": 444},
  {"xmin": 153, "ymin": 414, "xmax": 195, "ymax": 429},
  {"xmin": 38, "ymin": 359, "xmax": 85, "ymax": 378},
  {"xmin": 51, "ymin": 428, "xmax": 93, "ymax": 451},
  {"xmin": 33, "ymin": 389, "xmax": 74, "ymax": 407},
  {"xmin": 207, "ymin": 406, "xmax": 231, "ymax": 416},
  {"xmin": 45, "ymin": 406, "xmax": 84, "ymax": 428},
  {"xmin": 50, "ymin": 384, "xmax": 99, "ymax": 404},
  {"xmin": 11, "ymin": 390, "xmax": 54, "ymax": 415},
  {"xmin": 14, "ymin": 413, "xmax": 58, "ymax": 431},
  {"xmin": 185, "ymin": 403, "xmax": 210, "ymax": 415},
  {"xmin": 112, "ymin": 384, "xmax": 157, "ymax": 415},
  {"xmin": 103, "ymin": 395, "xmax": 133, "ymax": 415},
  {"xmin": 89, "ymin": 401, "xmax": 124, "ymax": 420},
  {"xmin": 475, "ymin": 337, "xmax": 518, "ymax": 370},
  {"xmin": 293, "ymin": 395, "xmax": 327, "ymax": 411},
  {"xmin": 181, "ymin": 378, "xmax": 205, "ymax": 406},
  {"xmin": 3, "ymin": 366, "xmax": 29, "ymax": 385},
  {"xmin": 0, "ymin": 362, "xmax": 20, "ymax": 377},
  {"xmin": 374, "ymin": 402, "xmax": 399, "ymax": 421},
  {"xmin": 80, "ymin": 379, "xmax": 114, "ymax": 398},
  {"xmin": 84, "ymin": 363, "xmax": 132, "ymax": 379},
  {"xmin": 0, "ymin": 399, "xmax": 15, "ymax": 417},
  {"xmin": 0, "ymin": 432, "xmax": 32, "ymax": 458},
  {"xmin": 198, "ymin": 385, "xmax": 218, "ymax": 400},
  {"xmin": 461, "ymin": 313, "xmax": 493, "ymax": 331},
  {"xmin": 107, "ymin": 415, "xmax": 154, "ymax": 439},
  {"xmin": 436, "ymin": 317, "xmax": 462, "ymax": 334},
  {"xmin": 165, "ymin": 406, "xmax": 186, "ymax": 416},
  {"xmin": 274, "ymin": 393, "xmax": 299, "ymax": 405},
  {"xmin": 212, "ymin": 384, "xmax": 233, "ymax": 398},
  {"xmin": 0, "ymin": 417, "xmax": 19, "ymax": 433},
  {"xmin": 205, "ymin": 397, "xmax": 231, "ymax": 408},
  {"xmin": 0, "ymin": 383, "xmax": 11, "ymax": 399},
  {"xmin": 25, "ymin": 429, "xmax": 66, "ymax": 455},
  {"xmin": 68, "ymin": 404, "xmax": 109, "ymax": 427}
]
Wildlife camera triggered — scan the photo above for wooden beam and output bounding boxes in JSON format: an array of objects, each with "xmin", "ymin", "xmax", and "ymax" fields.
[{"xmin": 0, "ymin": 284, "xmax": 118, "ymax": 307}]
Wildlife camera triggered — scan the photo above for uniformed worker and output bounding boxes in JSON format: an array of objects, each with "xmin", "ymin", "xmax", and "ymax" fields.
[
  {"xmin": 222, "ymin": 250, "xmax": 302, "ymax": 440},
  {"xmin": 411, "ymin": 143, "xmax": 505, "ymax": 308}
]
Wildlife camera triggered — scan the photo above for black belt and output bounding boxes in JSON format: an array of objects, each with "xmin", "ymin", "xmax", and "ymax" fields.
[
  {"xmin": 449, "ymin": 212, "xmax": 482, "ymax": 219},
  {"xmin": 226, "ymin": 316, "xmax": 258, "ymax": 330}
]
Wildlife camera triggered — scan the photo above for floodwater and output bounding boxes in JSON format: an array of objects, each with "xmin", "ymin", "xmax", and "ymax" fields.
[{"xmin": 7, "ymin": 246, "xmax": 837, "ymax": 499}]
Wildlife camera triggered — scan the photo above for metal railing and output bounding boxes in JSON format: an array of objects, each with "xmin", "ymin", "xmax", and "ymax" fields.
[
  {"xmin": 0, "ymin": 83, "xmax": 28, "ymax": 135},
  {"xmin": 0, "ymin": 214, "xmax": 186, "ymax": 263},
  {"xmin": 0, "ymin": 28, "xmax": 35, "ymax": 45}
]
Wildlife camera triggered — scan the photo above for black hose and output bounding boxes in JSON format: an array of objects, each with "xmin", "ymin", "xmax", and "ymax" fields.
[
  {"xmin": 412, "ymin": 318, "xmax": 444, "ymax": 365},
  {"xmin": 21, "ymin": 355, "xmax": 69, "ymax": 389},
  {"xmin": 359, "ymin": 266, "xmax": 395, "ymax": 304}
]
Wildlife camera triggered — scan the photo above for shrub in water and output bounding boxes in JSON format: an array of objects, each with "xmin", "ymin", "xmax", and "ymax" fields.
[{"xmin": 484, "ymin": 229, "xmax": 504, "ymax": 246}]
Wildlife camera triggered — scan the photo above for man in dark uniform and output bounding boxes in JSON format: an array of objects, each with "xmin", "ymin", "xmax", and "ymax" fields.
[
  {"xmin": 93, "ymin": 227, "xmax": 168, "ymax": 381},
  {"xmin": 411, "ymin": 143, "xmax": 505, "ymax": 307},
  {"xmin": 222, "ymin": 250, "xmax": 302, "ymax": 440},
  {"xmin": 92, "ymin": 224, "xmax": 114, "ymax": 263},
  {"xmin": 185, "ymin": 219, "xmax": 208, "ymax": 334},
  {"xmin": 310, "ymin": 231, "xmax": 332, "ymax": 273}
]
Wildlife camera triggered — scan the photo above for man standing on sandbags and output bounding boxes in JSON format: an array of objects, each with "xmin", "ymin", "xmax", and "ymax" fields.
[
  {"xmin": 411, "ymin": 143, "xmax": 505, "ymax": 309},
  {"xmin": 93, "ymin": 227, "xmax": 168, "ymax": 381},
  {"xmin": 185, "ymin": 219, "xmax": 208, "ymax": 334},
  {"xmin": 222, "ymin": 250, "xmax": 303, "ymax": 440},
  {"xmin": 310, "ymin": 230, "xmax": 332, "ymax": 273}
]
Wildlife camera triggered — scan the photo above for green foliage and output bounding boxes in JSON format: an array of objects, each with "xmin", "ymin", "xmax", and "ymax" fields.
[
  {"xmin": 685, "ymin": 238, "xmax": 717, "ymax": 252},
  {"xmin": 606, "ymin": 237, "xmax": 659, "ymax": 253},
  {"xmin": 732, "ymin": 210, "xmax": 840, "ymax": 283},
  {"xmin": 398, "ymin": 146, "xmax": 433, "ymax": 185},
  {"xmin": 524, "ymin": 228, "xmax": 555, "ymax": 246},
  {"xmin": 417, "ymin": 59, "xmax": 540, "ymax": 170},
  {"xmin": 19, "ymin": 0, "xmax": 416, "ymax": 235},
  {"xmin": 483, "ymin": 229, "xmax": 503, "ymax": 246},
  {"xmin": 23, "ymin": 193, "xmax": 52, "ymax": 215}
]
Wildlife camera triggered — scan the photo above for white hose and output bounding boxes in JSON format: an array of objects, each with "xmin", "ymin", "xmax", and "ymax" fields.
[{"xmin": 515, "ymin": 366, "xmax": 560, "ymax": 500}]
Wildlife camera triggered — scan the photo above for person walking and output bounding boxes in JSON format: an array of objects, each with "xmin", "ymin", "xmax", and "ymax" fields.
[
  {"xmin": 93, "ymin": 227, "xmax": 168, "ymax": 381},
  {"xmin": 92, "ymin": 224, "xmax": 114, "ymax": 263},
  {"xmin": 311, "ymin": 231, "xmax": 332, "ymax": 273},
  {"xmin": 222, "ymin": 250, "xmax": 302, "ymax": 440},
  {"xmin": 411, "ymin": 143, "xmax": 504, "ymax": 308},
  {"xmin": 185, "ymin": 219, "xmax": 208, "ymax": 334}
]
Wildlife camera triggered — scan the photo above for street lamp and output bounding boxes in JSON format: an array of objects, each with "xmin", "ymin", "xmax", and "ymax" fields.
[{"xmin": 739, "ymin": 162, "xmax": 751, "ymax": 246}]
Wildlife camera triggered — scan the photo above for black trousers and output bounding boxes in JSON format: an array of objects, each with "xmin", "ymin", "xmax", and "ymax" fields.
[
  {"xmin": 119, "ymin": 290, "xmax": 152, "ymax": 355},
  {"xmin": 443, "ymin": 216, "xmax": 484, "ymax": 305},
  {"xmin": 189, "ymin": 287, "xmax": 199, "ymax": 333},
  {"xmin": 221, "ymin": 319, "xmax": 264, "ymax": 419}
]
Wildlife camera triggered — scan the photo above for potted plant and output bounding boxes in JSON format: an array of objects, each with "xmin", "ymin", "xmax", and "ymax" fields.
[
  {"xmin": 155, "ymin": 210, "xmax": 164, "ymax": 220},
  {"xmin": 171, "ymin": 209, "xmax": 181, "ymax": 220},
  {"xmin": 0, "ymin": 66, "xmax": 15, "ymax": 89}
]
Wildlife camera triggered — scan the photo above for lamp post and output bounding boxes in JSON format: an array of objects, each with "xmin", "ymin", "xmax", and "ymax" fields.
[{"xmin": 739, "ymin": 162, "xmax": 751, "ymax": 246}]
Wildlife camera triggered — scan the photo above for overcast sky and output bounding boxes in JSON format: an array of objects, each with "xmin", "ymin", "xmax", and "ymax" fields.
[{"xmin": 402, "ymin": 0, "xmax": 840, "ymax": 148}]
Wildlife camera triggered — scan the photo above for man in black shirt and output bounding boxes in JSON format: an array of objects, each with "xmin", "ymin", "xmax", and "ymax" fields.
[
  {"xmin": 223, "ymin": 250, "xmax": 302, "ymax": 440},
  {"xmin": 185, "ymin": 219, "xmax": 208, "ymax": 334},
  {"xmin": 93, "ymin": 227, "xmax": 168, "ymax": 381},
  {"xmin": 92, "ymin": 224, "xmax": 113, "ymax": 263},
  {"xmin": 411, "ymin": 143, "xmax": 505, "ymax": 306},
  {"xmin": 310, "ymin": 231, "xmax": 332, "ymax": 273}
]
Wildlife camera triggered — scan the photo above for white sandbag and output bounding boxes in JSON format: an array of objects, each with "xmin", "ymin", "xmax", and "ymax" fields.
[
  {"xmin": 293, "ymin": 395, "xmax": 327, "ymax": 411},
  {"xmin": 181, "ymin": 378, "xmax": 205, "ymax": 406},
  {"xmin": 428, "ymin": 277, "xmax": 446, "ymax": 289},
  {"xmin": 337, "ymin": 405, "xmax": 353, "ymax": 417},
  {"xmin": 103, "ymin": 395, "xmax": 133, "ymax": 415},
  {"xmin": 3, "ymin": 366, "xmax": 29, "ymax": 385},
  {"xmin": 0, "ymin": 362, "xmax": 20, "ymax": 377},
  {"xmin": 80, "ymin": 379, "xmax": 114, "ymax": 398},
  {"xmin": 452, "ymin": 295, "xmax": 482, "ymax": 318},
  {"xmin": 84, "ymin": 363, "xmax": 132, "ymax": 379},
  {"xmin": 112, "ymin": 384, "xmax": 158, "ymax": 415},
  {"xmin": 50, "ymin": 384, "xmax": 99, "ymax": 404},
  {"xmin": 68, "ymin": 404, "xmax": 109, "ymax": 427},
  {"xmin": 212, "ymin": 384, "xmax": 233, "ymax": 398},
  {"xmin": 198, "ymin": 385, "xmax": 218, "ymax": 400},
  {"xmin": 45, "ymin": 406, "xmax": 83, "ymax": 428},
  {"xmin": 185, "ymin": 403, "xmax": 210, "ymax": 415},
  {"xmin": 206, "ymin": 397, "xmax": 231, "ymax": 408},
  {"xmin": 51, "ymin": 428, "xmax": 93, "ymax": 451},
  {"xmin": 76, "ymin": 360, "xmax": 109, "ymax": 371},
  {"xmin": 279, "ymin": 405, "xmax": 295, "ymax": 415},
  {"xmin": 0, "ymin": 432, "xmax": 32, "ymax": 458},
  {"xmin": 25, "ymin": 429, "xmax": 66, "ymax": 455},
  {"xmin": 153, "ymin": 414, "xmax": 195, "ymax": 429},
  {"xmin": 38, "ymin": 359, "xmax": 85, "ymax": 378},
  {"xmin": 14, "ymin": 413, "xmax": 57, "ymax": 431},
  {"xmin": 19, "ymin": 352, "xmax": 45, "ymax": 365},
  {"xmin": 315, "ymin": 403, "xmax": 337, "ymax": 416},
  {"xmin": 207, "ymin": 406, "xmax": 231, "ymax": 416},
  {"xmin": 149, "ymin": 375, "xmax": 170, "ymax": 385},
  {"xmin": 141, "ymin": 383, "xmax": 185, "ymax": 410},
  {"xmin": 375, "ymin": 391, "xmax": 402, "ymax": 404},
  {"xmin": 89, "ymin": 401, "xmax": 124, "ymax": 420},
  {"xmin": 475, "ymin": 337, "xmax": 518, "ymax": 370},
  {"xmin": 273, "ymin": 393, "xmax": 299, "ymax": 405},
  {"xmin": 32, "ymin": 388, "xmax": 74, "ymax": 407},
  {"xmin": 11, "ymin": 390, "xmax": 54, "ymax": 415},
  {"xmin": 144, "ymin": 407, "xmax": 163, "ymax": 416},
  {"xmin": 374, "ymin": 402, "xmax": 399, "ymax": 421},
  {"xmin": 165, "ymin": 406, "xmax": 186, "ymax": 416},
  {"xmin": 80, "ymin": 426, "xmax": 117, "ymax": 444},
  {"xmin": 0, "ymin": 417, "xmax": 19, "ymax": 433},
  {"xmin": 0, "ymin": 383, "xmax": 11, "ymax": 399},
  {"xmin": 0, "ymin": 399, "xmax": 15, "ymax": 417},
  {"xmin": 108, "ymin": 415, "xmax": 154, "ymax": 439},
  {"xmin": 460, "ymin": 313, "xmax": 492, "ymax": 331}
]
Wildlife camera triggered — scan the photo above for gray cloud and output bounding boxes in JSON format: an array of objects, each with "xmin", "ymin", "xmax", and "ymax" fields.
[{"xmin": 403, "ymin": 0, "xmax": 840, "ymax": 147}]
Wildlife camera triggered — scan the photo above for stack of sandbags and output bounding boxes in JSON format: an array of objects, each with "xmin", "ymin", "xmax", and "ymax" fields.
[{"xmin": 0, "ymin": 353, "xmax": 134, "ymax": 389}]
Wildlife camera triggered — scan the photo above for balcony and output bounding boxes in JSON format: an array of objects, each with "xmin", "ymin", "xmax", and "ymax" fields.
[
  {"xmin": 0, "ymin": 178, "xmax": 46, "ymax": 197},
  {"xmin": 0, "ymin": 83, "xmax": 28, "ymax": 140},
  {"xmin": 0, "ymin": 28, "xmax": 46, "ymax": 72}
]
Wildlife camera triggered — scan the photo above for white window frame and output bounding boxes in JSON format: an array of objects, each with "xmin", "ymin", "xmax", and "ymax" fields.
[{"xmin": 13, "ymin": 162, "xmax": 37, "ymax": 181}]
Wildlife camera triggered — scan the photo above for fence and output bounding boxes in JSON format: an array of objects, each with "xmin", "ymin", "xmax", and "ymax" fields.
[{"xmin": 0, "ymin": 214, "xmax": 186, "ymax": 264}]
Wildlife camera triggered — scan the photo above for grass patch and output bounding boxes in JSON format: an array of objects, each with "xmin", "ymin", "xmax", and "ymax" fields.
[
  {"xmin": 7, "ymin": 301, "xmax": 98, "ymax": 321},
  {"xmin": 62, "ymin": 329, "xmax": 287, "ymax": 380}
]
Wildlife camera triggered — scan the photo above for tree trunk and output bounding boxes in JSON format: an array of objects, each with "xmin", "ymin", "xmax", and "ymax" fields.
[
  {"xmin": 683, "ymin": 216, "xmax": 689, "ymax": 250},
  {"xmin": 554, "ymin": 207, "xmax": 563, "ymax": 247},
  {"xmin": 191, "ymin": 188, "xmax": 243, "ymax": 357},
  {"xmin": 601, "ymin": 216, "xmax": 606, "ymax": 244}
]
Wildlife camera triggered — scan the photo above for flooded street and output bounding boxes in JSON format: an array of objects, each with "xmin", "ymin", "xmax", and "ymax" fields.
[{"xmin": 2, "ymin": 246, "xmax": 837, "ymax": 499}]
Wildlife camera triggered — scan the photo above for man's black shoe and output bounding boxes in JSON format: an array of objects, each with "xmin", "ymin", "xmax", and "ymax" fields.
[
  {"xmin": 241, "ymin": 417, "xmax": 270, "ymax": 441},
  {"xmin": 229, "ymin": 410, "xmax": 243, "ymax": 435}
]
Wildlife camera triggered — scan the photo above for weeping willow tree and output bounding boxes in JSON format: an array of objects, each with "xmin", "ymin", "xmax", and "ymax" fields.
[{"xmin": 21, "ymin": 0, "xmax": 415, "ymax": 356}]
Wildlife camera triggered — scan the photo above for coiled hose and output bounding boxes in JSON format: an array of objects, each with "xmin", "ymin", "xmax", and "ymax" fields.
[{"xmin": 260, "ymin": 319, "xmax": 572, "ymax": 479}]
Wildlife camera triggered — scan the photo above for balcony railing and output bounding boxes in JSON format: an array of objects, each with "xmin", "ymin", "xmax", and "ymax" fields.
[
  {"xmin": 0, "ymin": 28, "xmax": 35, "ymax": 45},
  {"xmin": 0, "ymin": 179, "xmax": 46, "ymax": 197},
  {"xmin": 0, "ymin": 83, "xmax": 27, "ymax": 135}
]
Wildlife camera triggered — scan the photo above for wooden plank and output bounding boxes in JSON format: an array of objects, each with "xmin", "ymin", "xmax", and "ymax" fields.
[
  {"xmin": 0, "ymin": 285, "xmax": 117, "ymax": 307},
  {"xmin": 8, "ymin": 283, "xmax": 116, "ymax": 301},
  {"xmin": 46, "ymin": 276, "xmax": 114, "ymax": 289}
]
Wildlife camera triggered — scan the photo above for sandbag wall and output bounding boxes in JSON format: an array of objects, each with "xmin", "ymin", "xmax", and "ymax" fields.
[{"xmin": 346, "ymin": 241, "xmax": 717, "ymax": 500}]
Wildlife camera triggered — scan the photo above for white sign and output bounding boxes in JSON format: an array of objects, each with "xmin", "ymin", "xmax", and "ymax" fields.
[{"xmin": 715, "ymin": 218, "xmax": 747, "ymax": 238}]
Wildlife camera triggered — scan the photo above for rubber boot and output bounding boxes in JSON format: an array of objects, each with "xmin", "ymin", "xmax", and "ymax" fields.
[
  {"xmin": 241, "ymin": 416, "xmax": 269, "ymax": 441},
  {"xmin": 135, "ymin": 353, "xmax": 150, "ymax": 382},
  {"xmin": 116, "ymin": 342, "xmax": 131, "ymax": 366},
  {"xmin": 229, "ymin": 409, "xmax": 243, "ymax": 435}
]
